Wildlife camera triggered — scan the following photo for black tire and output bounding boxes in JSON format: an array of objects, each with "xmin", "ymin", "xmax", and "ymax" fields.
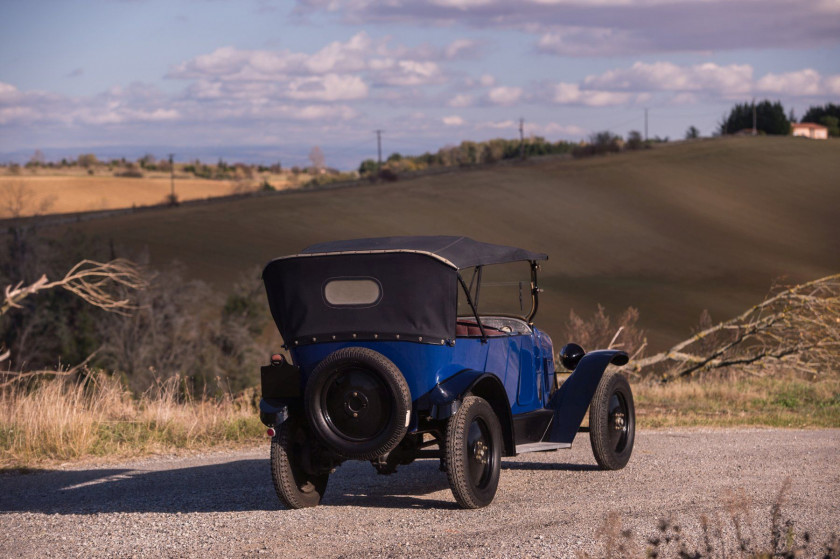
[
  {"xmin": 444, "ymin": 396, "xmax": 503, "ymax": 509},
  {"xmin": 270, "ymin": 417, "xmax": 329, "ymax": 509},
  {"xmin": 305, "ymin": 347, "xmax": 411, "ymax": 461},
  {"xmin": 589, "ymin": 370, "xmax": 635, "ymax": 470}
]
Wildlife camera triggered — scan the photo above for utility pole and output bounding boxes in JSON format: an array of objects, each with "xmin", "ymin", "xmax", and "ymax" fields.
[
  {"xmin": 519, "ymin": 118, "xmax": 525, "ymax": 160},
  {"xmin": 752, "ymin": 99, "xmax": 757, "ymax": 136},
  {"xmin": 168, "ymin": 153, "xmax": 175, "ymax": 199},
  {"xmin": 644, "ymin": 108, "xmax": 649, "ymax": 141},
  {"xmin": 375, "ymin": 130, "xmax": 383, "ymax": 167}
]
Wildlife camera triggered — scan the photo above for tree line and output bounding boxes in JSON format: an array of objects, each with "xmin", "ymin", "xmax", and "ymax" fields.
[{"xmin": 717, "ymin": 101, "xmax": 840, "ymax": 137}]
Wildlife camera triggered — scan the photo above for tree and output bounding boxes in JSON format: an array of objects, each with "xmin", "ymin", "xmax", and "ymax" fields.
[
  {"xmin": 358, "ymin": 159, "xmax": 378, "ymax": 175},
  {"xmin": 28, "ymin": 149, "xmax": 46, "ymax": 167},
  {"xmin": 685, "ymin": 126, "xmax": 700, "ymax": 139},
  {"xmin": 138, "ymin": 154, "xmax": 156, "ymax": 169},
  {"xmin": 77, "ymin": 153, "xmax": 98, "ymax": 168},
  {"xmin": 801, "ymin": 103, "xmax": 840, "ymax": 136},
  {"xmin": 819, "ymin": 116, "xmax": 840, "ymax": 137},
  {"xmin": 308, "ymin": 146, "xmax": 325, "ymax": 171},
  {"xmin": 626, "ymin": 130, "xmax": 645, "ymax": 150},
  {"xmin": 719, "ymin": 100, "xmax": 790, "ymax": 135}
]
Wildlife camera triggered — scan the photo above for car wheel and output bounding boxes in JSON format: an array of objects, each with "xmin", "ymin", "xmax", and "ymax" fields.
[
  {"xmin": 589, "ymin": 370, "xmax": 635, "ymax": 470},
  {"xmin": 305, "ymin": 347, "xmax": 411, "ymax": 461},
  {"xmin": 270, "ymin": 417, "xmax": 329, "ymax": 509},
  {"xmin": 444, "ymin": 396, "xmax": 502, "ymax": 509}
]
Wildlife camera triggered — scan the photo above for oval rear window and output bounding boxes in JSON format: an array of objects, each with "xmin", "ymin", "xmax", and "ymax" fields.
[{"xmin": 323, "ymin": 278, "xmax": 382, "ymax": 306}]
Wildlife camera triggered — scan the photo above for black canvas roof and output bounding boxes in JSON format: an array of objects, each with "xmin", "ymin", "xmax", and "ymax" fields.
[{"xmin": 298, "ymin": 236, "xmax": 547, "ymax": 270}]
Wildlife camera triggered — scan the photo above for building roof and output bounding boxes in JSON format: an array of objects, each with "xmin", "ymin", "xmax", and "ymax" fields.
[{"xmin": 792, "ymin": 122, "xmax": 828, "ymax": 130}]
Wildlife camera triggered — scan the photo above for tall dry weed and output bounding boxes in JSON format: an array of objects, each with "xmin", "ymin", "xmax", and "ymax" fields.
[{"xmin": 0, "ymin": 370, "xmax": 262, "ymax": 467}]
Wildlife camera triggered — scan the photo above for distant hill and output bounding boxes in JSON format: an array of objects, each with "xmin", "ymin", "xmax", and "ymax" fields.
[{"xmin": 52, "ymin": 136, "xmax": 840, "ymax": 350}]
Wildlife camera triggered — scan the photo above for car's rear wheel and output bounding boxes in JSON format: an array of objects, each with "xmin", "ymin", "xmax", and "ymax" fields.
[
  {"xmin": 444, "ymin": 396, "xmax": 502, "ymax": 509},
  {"xmin": 270, "ymin": 417, "xmax": 329, "ymax": 509},
  {"xmin": 305, "ymin": 347, "xmax": 411, "ymax": 461},
  {"xmin": 589, "ymin": 370, "xmax": 635, "ymax": 470}
]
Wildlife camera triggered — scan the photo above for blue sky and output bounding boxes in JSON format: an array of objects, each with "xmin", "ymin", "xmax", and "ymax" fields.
[{"xmin": 2, "ymin": 0, "xmax": 839, "ymax": 169}]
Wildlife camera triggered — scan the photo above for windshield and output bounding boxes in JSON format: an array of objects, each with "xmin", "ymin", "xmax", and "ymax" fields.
[{"xmin": 457, "ymin": 261, "xmax": 534, "ymax": 319}]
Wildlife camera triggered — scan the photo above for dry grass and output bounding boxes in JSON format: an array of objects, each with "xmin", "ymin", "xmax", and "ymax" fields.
[
  {"xmin": 0, "ymin": 174, "xmax": 303, "ymax": 217},
  {"xmin": 0, "ymin": 371, "xmax": 263, "ymax": 469},
  {"xmin": 633, "ymin": 371, "xmax": 840, "ymax": 428},
  {"xmin": 0, "ymin": 176, "xmax": 236, "ymax": 217}
]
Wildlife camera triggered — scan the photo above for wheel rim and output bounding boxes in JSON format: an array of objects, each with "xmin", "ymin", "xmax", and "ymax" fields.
[
  {"xmin": 607, "ymin": 391, "xmax": 630, "ymax": 453},
  {"xmin": 321, "ymin": 366, "xmax": 392, "ymax": 442},
  {"xmin": 466, "ymin": 418, "xmax": 493, "ymax": 489}
]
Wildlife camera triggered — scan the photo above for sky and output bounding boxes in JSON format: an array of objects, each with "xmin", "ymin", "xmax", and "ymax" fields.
[{"xmin": 1, "ymin": 0, "xmax": 839, "ymax": 169}]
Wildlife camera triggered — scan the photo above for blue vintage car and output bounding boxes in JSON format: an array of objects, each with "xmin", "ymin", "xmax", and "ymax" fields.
[{"xmin": 259, "ymin": 236, "xmax": 634, "ymax": 509}]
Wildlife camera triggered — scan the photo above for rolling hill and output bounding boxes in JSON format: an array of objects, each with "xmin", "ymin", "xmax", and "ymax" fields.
[{"xmin": 48, "ymin": 136, "xmax": 840, "ymax": 350}]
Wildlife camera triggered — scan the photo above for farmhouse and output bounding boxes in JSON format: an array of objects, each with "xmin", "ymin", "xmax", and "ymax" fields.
[{"xmin": 791, "ymin": 122, "xmax": 828, "ymax": 139}]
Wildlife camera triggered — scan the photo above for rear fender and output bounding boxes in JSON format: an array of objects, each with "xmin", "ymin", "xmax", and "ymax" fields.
[
  {"xmin": 546, "ymin": 350, "xmax": 629, "ymax": 445},
  {"xmin": 259, "ymin": 398, "xmax": 294, "ymax": 427},
  {"xmin": 259, "ymin": 357, "xmax": 302, "ymax": 426},
  {"xmin": 422, "ymin": 370, "xmax": 515, "ymax": 456}
]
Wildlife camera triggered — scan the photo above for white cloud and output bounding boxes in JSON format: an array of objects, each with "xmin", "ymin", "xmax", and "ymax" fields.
[
  {"xmin": 479, "ymin": 74, "xmax": 496, "ymax": 87},
  {"xmin": 551, "ymin": 82, "xmax": 634, "ymax": 106},
  {"xmin": 584, "ymin": 61, "xmax": 753, "ymax": 96},
  {"xmin": 487, "ymin": 86, "xmax": 523, "ymax": 105},
  {"xmin": 296, "ymin": 0, "xmax": 840, "ymax": 55},
  {"xmin": 442, "ymin": 115, "xmax": 465, "ymax": 125},
  {"xmin": 826, "ymin": 75, "xmax": 840, "ymax": 95},
  {"xmin": 756, "ymin": 69, "xmax": 824, "ymax": 96},
  {"xmin": 479, "ymin": 119, "xmax": 516, "ymax": 129},
  {"xmin": 448, "ymin": 94, "xmax": 474, "ymax": 107},
  {"xmin": 528, "ymin": 122, "xmax": 587, "ymax": 137},
  {"xmin": 576, "ymin": 61, "xmax": 840, "ymax": 100},
  {"xmin": 286, "ymin": 74, "xmax": 369, "ymax": 101},
  {"xmin": 444, "ymin": 38, "xmax": 481, "ymax": 59}
]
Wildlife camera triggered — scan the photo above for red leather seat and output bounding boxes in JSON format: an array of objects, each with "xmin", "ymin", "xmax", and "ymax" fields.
[{"xmin": 456, "ymin": 321, "xmax": 501, "ymax": 337}]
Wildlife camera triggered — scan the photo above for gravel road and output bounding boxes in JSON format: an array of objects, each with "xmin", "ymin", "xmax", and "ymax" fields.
[{"xmin": 2, "ymin": 428, "xmax": 838, "ymax": 558}]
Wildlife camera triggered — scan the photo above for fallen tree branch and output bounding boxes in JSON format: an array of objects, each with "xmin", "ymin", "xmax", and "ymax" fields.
[{"xmin": 629, "ymin": 273, "xmax": 840, "ymax": 381}]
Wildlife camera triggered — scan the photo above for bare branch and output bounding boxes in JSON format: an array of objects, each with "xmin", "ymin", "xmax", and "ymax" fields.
[
  {"xmin": 0, "ymin": 350, "xmax": 100, "ymax": 389},
  {"xmin": 2, "ymin": 259, "xmax": 147, "ymax": 317},
  {"xmin": 630, "ymin": 273, "xmax": 840, "ymax": 381}
]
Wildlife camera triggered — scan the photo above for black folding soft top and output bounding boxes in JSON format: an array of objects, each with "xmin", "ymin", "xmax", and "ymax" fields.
[
  {"xmin": 299, "ymin": 236, "xmax": 547, "ymax": 269},
  {"xmin": 262, "ymin": 236, "xmax": 547, "ymax": 347}
]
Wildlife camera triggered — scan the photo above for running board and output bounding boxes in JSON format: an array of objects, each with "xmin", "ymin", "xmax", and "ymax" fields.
[{"xmin": 515, "ymin": 442, "xmax": 571, "ymax": 454}]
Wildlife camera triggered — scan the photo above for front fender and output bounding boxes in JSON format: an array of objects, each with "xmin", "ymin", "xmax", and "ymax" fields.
[{"xmin": 546, "ymin": 350, "xmax": 628, "ymax": 444}]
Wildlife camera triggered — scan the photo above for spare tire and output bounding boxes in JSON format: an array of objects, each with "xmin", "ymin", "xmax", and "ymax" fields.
[{"xmin": 304, "ymin": 347, "xmax": 411, "ymax": 460}]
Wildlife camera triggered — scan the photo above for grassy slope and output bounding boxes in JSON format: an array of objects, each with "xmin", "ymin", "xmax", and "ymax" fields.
[{"xmin": 61, "ymin": 136, "xmax": 840, "ymax": 349}]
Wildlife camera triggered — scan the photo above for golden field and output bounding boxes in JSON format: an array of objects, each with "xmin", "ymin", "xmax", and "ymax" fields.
[{"xmin": 0, "ymin": 171, "xmax": 301, "ymax": 218}]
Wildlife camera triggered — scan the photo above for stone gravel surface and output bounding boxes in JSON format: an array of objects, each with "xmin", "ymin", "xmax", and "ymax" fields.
[{"xmin": 1, "ymin": 428, "xmax": 838, "ymax": 558}]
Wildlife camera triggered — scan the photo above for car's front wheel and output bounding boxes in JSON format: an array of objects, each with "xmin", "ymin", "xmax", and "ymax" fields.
[
  {"xmin": 444, "ymin": 396, "xmax": 502, "ymax": 509},
  {"xmin": 589, "ymin": 370, "xmax": 635, "ymax": 470},
  {"xmin": 270, "ymin": 417, "xmax": 330, "ymax": 509}
]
